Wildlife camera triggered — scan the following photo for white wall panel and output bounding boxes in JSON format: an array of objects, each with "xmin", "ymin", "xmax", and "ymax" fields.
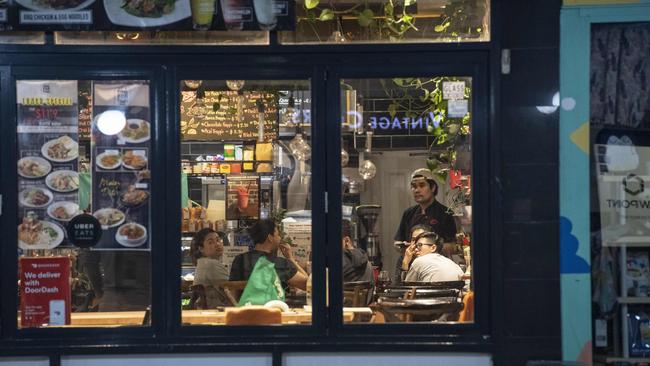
[
  {"xmin": 62, "ymin": 354, "xmax": 272, "ymax": 366},
  {"xmin": 0, "ymin": 358, "xmax": 49, "ymax": 366},
  {"xmin": 284, "ymin": 353, "xmax": 492, "ymax": 366}
]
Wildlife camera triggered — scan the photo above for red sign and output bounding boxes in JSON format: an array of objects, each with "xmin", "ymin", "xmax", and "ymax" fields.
[{"xmin": 20, "ymin": 257, "xmax": 71, "ymax": 328}]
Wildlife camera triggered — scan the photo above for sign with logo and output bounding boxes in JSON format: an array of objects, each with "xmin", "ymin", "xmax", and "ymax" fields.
[
  {"xmin": 19, "ymin": 257, "xmax": 71, "ymax": 328},
  {"xmin": 0, "ymin": 1, "xmax": 295, "ymax": 31},
  {"xmin": 67, "ymin": 213, "xmax": 102, "ymax": 248},
  {"xmin": 595, "ymin": 142, "xmax": 650, "ymax": 244},
  {"xmin": 442, "ymin": 81, "xmax": 466, "ymax": 100}
]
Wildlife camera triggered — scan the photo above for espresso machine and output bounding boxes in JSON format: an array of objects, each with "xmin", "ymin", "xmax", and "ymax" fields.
[{"xmin": 355, "ymin": 204, "xmax": 382, "ymax": 268}]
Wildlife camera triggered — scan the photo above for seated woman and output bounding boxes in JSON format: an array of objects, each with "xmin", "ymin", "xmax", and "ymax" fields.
[{"xmin": 190, "ymin": 228, "xmax": 230, "ymax": 308}]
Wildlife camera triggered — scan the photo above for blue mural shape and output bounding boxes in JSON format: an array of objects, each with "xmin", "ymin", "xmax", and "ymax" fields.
[{"xmin": 561, "ymin": 216, "xmax": 590, "ymax": 274}]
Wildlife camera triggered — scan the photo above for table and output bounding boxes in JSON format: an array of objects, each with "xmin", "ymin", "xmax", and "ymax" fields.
[{"xmin": 56, "ymin": 307, "xmax": 374, "ymax": 327}]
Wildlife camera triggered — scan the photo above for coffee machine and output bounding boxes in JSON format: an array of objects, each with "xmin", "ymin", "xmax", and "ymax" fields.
[{"xmin": 355, "ymin": 204, "xmax": 382, "ymax": 268}]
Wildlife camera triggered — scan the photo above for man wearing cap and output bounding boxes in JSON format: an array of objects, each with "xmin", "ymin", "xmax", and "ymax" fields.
[{"xmin": 393, "ymin": 168, "xmax": 457, "ymax": 281}]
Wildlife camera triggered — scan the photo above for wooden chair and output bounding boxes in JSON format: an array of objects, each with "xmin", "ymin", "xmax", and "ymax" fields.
[
  {"xmin": 219, "ymin": 281, "xmax": 248, "ymax": 306},
  {"xmin": 190, "ymin": 284, "xmax": 207, "ymax": 310},
  {"xmin": 343, "ymin": 281, "xmax": 373, "ymax": 307}
]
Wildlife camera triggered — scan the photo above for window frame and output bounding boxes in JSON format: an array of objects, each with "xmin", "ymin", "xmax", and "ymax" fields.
[{"xmin": 0, "ymin": 48, "xmax": 498, "ymax": 352}]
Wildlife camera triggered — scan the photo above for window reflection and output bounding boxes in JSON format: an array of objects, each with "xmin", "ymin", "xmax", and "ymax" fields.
[
  {"xmin": 340, "ymin": 77, "xmax": 473, "ymax": 324},
  {"xmin": 179, "ymin": 79, "xmax": 314, "ymax": 326}
]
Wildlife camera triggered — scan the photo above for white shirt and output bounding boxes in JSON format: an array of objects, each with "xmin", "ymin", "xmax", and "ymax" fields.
[{"xmin": 405, "ymin": 253, "xmax": 464, "ymax": 282}]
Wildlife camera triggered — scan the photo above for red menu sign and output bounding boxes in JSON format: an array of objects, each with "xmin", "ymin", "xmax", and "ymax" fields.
[{"xmin": 20, "ymin": 257, "xmax": 71, "ymax": 327}]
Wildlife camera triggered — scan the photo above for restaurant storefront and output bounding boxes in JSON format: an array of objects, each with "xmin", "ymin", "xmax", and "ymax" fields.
[{"xmin": 0, "ymin": 0, "xmax": 559, "ymax": 365}]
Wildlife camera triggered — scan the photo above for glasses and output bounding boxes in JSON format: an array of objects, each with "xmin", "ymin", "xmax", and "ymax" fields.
[{"xmin": 415, "ymin": 242, "xmax": 435, "ymax": 249}]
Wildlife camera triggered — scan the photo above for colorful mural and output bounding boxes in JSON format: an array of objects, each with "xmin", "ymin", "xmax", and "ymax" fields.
[{"xmin": 560, "ymin": 4, "xmax": 650, "ymax": 365}]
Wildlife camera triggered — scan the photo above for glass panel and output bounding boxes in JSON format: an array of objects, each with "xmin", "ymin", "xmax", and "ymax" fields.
[
  {"xmin": 179, "ymin": 79, "xmax": 313, "ymax": 326},
  {"xmin": 55, "ymin": 31, "xmax": 269, "ymax": 45},
  {"xmin": 17, "ymin": 79, "xmax": 153, "ymax": 328},
  {"xmin": 340, "ymin": 77, "xmax": 473, "ymax": 324},
  {"xmin": 280, "ymin": 0, "xmax": 489, "ymax": 44},
  {"xmin": 0, "ymin": 32, "xmax": 45, "ymax": 44}
]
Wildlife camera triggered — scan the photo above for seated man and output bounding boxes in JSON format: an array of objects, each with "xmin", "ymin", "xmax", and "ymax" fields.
[
  {"xmin": 402, "ymin": 232, "xmax": 464, "ymax": 282},
  {"xmin": 342, "ymin": 219, "xmax": 374, "ymax": 284},
  {"xmin": 229, "ymin": 219, "xmax": 308, "ymax": 291}
]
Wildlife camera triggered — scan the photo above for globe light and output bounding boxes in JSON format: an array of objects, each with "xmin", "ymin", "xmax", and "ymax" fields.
[{"xmin": 96, "ymin": 110, "xmax": 126, "ymax": 136}]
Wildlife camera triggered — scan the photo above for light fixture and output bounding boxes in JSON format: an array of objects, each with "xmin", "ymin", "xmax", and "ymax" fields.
[
  {"xmin": 226, "ymin": 80, "xmax": 245, "ymax": 91},
  {"xmin": 96, "ymin": 110, "xmax": 126, "ymax": 136},
  {"xmin": 358, "ymin": 130, "xmax": 376, "ymax": 180},
  {"xmin": 184, "ymin": 80, "xmax": 203, "ymax": 90}
]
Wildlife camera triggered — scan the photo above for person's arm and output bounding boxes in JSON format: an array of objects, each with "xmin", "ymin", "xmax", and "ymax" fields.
[
  {"xmin": 401, "ymin": 243, "xmax": 417, "ymax": 271},
  {"xmin": 229, "ymin": 255, "xmax": 243, "ymax": 281},
  {"xmin": 279, "ymin": 243, "xmax": 308, "ymax": 276},
  {"xmin": 346, "ymin": 248, "xmax": 369, "ymax": 268},
  {"xmin": 393, "ymin": 210, "xmax": 408, "ymax": 245},
  {"xmin": 287, "ymin": 271, "xmax": 308, "ymax": 291}
]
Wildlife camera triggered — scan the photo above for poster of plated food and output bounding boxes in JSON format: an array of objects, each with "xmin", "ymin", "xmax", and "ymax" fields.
[
  {"xmin": 0, "ymin": 0, "xmax": 295, "ymax": 31},
  {"xmin": 91, "ymin": 81, "xmax": 151, "ymax": 251},
  {"xmin": 16, "ymin": 80, "xmax": 80, "ymax": 250}
]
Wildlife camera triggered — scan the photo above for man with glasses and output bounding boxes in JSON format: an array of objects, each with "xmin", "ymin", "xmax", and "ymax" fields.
[{"xmin": 401, "ymin": 232, "xmax": 464, "ymax": 282}]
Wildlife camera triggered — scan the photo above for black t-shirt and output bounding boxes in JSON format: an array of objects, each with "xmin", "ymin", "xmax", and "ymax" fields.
[
  {"xmin": 229, "ymin": 250, "xmax": 298, "ymax": 290},
  {"xmin": 394, "ymin": 200, "xmax": 457, "ymax": 242}
]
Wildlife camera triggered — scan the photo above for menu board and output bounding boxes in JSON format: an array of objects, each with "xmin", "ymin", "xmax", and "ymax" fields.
[
  {"xmin": 0, "ymin": 0, "xmax": 295, "ymax": 31},
  {"xmin": 17, "ymin": 80, "xmax": 80, "ymax": 251},
  {"xmin": 180, "ymin": 90, "xmax": 278, "ymax": 141},
  {"xmin": 91, "ymin": 81, "xmax": 151, "ymax": 251}
]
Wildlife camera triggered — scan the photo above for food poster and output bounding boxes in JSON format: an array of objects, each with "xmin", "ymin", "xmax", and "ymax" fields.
[
  {"xmin": 225, "ymin": 175, "xmax": 259, "ymax": 220},
  {"xmin": 17, "ymin": 80, "xmax": 80, "ymax": 251},
  {"xmin": 0, "ymin": 0, "xmax": 295, "ymax": 31},
  {"xmin": 91, "ymin": 81, "xmax": 151, "ymax": 251}
]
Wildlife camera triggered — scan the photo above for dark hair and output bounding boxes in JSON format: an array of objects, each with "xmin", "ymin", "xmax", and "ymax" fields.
[
  {"xmin": 414, "ymin": 231, "xmax": 444, "ymax": 253},
  {"xmin": 342, "ymin": 219, "xmax": 352, "ymax": 239},
  {"xmin": 190, "ymin": 228, "xmax": 215, "ymax": 264},
  {"xmin": 248, "ymin": 219, "xmax": 276, "ymax": 245},
  {"xmin": 409, "ymin": 223, "xmax": 434, "ymax": 238}
]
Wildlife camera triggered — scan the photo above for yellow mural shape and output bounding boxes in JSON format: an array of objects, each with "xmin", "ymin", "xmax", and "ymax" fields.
[
  {"xmin": 564, "ymin": 0, "xmax": 639, "ymax": 5},
  {"xmin": 570, "ymin": 122, "xmax": 589, "ymax": 154}
]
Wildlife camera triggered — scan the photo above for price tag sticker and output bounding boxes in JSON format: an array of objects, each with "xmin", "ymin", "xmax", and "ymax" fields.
[
  {"xmin": 135, "ymin": 183, "xmax": 148, "ymax": 189},
  {"xmin": 104, "ymin": 149, "xmax": 119, "ymax": 155},
  {"xmin": 132, "ymin": 150, "xmax": 147, "ymax": 157}
]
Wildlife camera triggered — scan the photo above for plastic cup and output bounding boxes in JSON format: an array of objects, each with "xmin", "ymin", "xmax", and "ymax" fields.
[{"xmin": 191, "ymin": 0, "xmax": 216, "ymax": 30}]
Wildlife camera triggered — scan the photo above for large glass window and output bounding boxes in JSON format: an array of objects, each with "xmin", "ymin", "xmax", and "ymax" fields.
[
  {"xmin": 16, "ymin": 79, "xmax": 153, "ymax": 328},
  {"xmin": 339, "ymin": 77, "xmax": 473, "ymax": 324},
  {"xmin": 179, "ymin": 79, "xmax": 314, "ymax": 326},
  {"xmin": 280, "ymin": 0, "xmax": 490, "ymax": 44}
]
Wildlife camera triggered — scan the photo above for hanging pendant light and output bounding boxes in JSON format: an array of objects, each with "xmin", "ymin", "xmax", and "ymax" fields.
[
  {"xmin": 358, "ymin": 131, "xmax": 376, "ymax": 180},
  {"xmin": 282, "ymin": 92, "xmax": 296, "ymax": 127}
]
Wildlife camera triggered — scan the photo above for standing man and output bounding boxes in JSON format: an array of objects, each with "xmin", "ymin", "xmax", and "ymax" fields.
[{"xmin": 393, "ymin": 168, "xmax": 457, "ymax": 281}]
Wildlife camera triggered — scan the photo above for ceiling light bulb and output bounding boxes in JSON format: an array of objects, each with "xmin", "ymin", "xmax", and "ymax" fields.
[{"xmin": 96, "ymin": 110, "xmax": 126, "ymax": 136}]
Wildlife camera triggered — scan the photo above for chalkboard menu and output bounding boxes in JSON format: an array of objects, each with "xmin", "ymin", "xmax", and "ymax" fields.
[{"xmin": 180, "ymin": 90, "xmax": 278, "ymax": 141}]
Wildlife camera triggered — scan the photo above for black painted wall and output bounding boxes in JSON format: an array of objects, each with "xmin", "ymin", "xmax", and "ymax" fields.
[{"xmin": 498, "ymin": 0, "xmax": 562, "ymax": 364}]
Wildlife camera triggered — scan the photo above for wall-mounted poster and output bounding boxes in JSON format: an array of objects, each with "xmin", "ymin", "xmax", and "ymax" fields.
[
  {"xmin": 0, "ymin": 0, "xmax": 295, "ymax": 31},
  {"xmin": 16, "ymin": 80, "xmax": 80, "ymax": 251},
  {"xmin": 226, "ymin": 175, "xmax": 259, "ymax": 220},
  {"xmin": 91, "ymin": 81, "xmax": 151, "ymax": 251},
  {"xmin": 20, "ymin": 256, "xmax": 71, "ymax": 328}
]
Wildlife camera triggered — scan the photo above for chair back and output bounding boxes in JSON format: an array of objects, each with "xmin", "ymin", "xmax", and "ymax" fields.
[
  {"xmin": 190, "ymin": 284, "xmax": 207, "ymax": 310},
  {"xmin": 219, "ymin": 281, "xmax": 248, "ymax": 306},
  {"xmin": 343, "ymin": 281, "xmax": 373, "ymax": 307}
]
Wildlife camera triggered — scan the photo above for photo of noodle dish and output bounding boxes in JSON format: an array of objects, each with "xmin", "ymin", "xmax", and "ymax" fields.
[
  {"xmin": 104, "ymin": 0, "xmax": 189, "ymax": 27},
  {"xmin": 118, "ymin": 119, "xmax": 150, "ymax": 143},
  {"xmin": 18, "ymin": 213, "xmax": 64, "ymax": 250},
  {"xmin": 96, "ymin": 151, "xmax": 122, "ymax": 170},
  {"xmin": 41, "ymin": 135, "xmax": 79, "ymax": 163},
  {"xmin": 122, "ymin": 0, "xmax": 177, "ymax": 18},
  {"xmin": 17, "ymin": 156, "xmax": 52, "ymax": 179},
  {"xmin": 15, "ymin": 0, "xmax": 95, "ymax": 11},
  {"xmin": 115, "ymin": 222, "xmax": 147, "ymax": 247},
  {"xmin": 45, "ymin": 170, "xmax": 79, "ymax": 193},
  {"xmin": 47, "ymin": 201, "xmax": 81, "ymax": 222},
  {"xmin": 19, "ymin": 187, "xmax": 54, "ymax": 208},
  {"xmin": 120, "ymin": 185, "xmax": 149, "ymax": 207},
  {"xmin": 93, "ymin": 208, "xmax": 125, "ymax": 229},
  {"xmin": 122, "ymin": 150, "xmax": 148, "ymax": 170}
]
